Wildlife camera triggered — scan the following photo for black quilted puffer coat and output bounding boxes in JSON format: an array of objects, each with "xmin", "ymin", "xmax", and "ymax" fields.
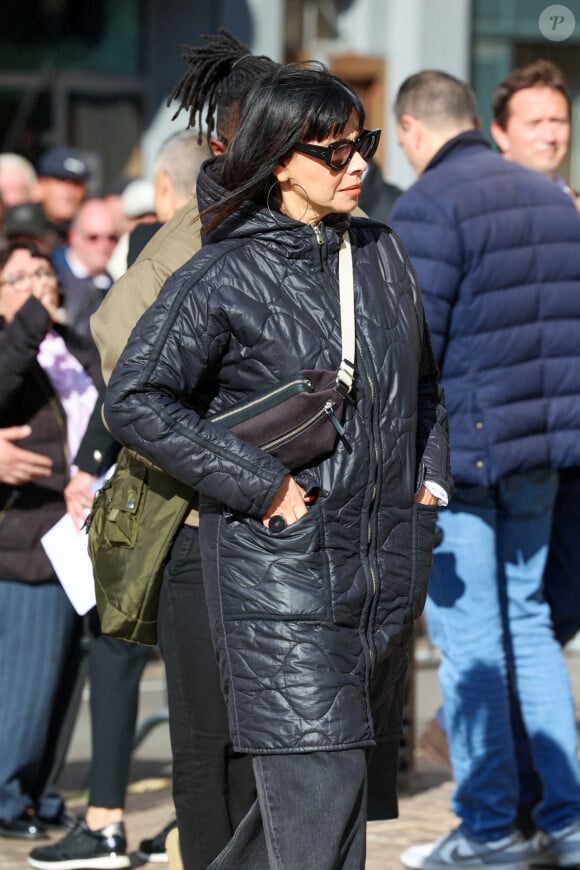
[{"xmin": 105, "ymin": 158, "xmax": 451, "ymax": 763}]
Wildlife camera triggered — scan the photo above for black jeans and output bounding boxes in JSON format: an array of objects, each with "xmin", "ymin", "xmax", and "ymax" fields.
[
  {"xmin": 157, "ymin": 524, "xmax": 256, "ymax": 870},
  {"xmin": 208, "ymin": 749, "xmax": 368, "ymax": 870}
]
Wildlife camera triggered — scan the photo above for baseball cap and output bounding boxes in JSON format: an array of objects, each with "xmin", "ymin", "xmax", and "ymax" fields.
[
  {"xmin": 121, "ymin": 178, "xmax": 156, "ymax": 219},
  {"xmin": 37, "ymin": 147, "xmax": 91, "ymax": 182}
]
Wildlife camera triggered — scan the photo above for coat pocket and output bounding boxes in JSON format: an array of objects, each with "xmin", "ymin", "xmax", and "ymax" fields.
[
  {"xmin": 214, "ymin": 504, "xmax": 331, "ymax": 621},
  {"xmin": 407, "ymin": 502, "xmax": 438, "ymax": 621}
]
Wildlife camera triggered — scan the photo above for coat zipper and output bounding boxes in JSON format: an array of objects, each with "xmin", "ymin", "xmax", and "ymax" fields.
[{"xmin": 356, "ymin": 336, "xmax": 380, "ymax": 667}]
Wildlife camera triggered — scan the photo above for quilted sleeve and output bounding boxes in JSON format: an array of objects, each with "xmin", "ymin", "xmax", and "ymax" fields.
[
  {"xmin": 415, "ymin": 307, "xmax": 452, "ymax": 496},
  {"xmin": 104, "ymin": 258, "xmax": 289, "ymax": 520}
]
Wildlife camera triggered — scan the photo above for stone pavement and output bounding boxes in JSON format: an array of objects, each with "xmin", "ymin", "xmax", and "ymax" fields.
[{"xmin": 2, "ymin": 645, "xmax": 580, "ymax": 869}]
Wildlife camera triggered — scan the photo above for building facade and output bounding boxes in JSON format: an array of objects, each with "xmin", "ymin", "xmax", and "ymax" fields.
[{"xmin": 1, "ymin": 0, "xmax": 578, "ymax": 193}]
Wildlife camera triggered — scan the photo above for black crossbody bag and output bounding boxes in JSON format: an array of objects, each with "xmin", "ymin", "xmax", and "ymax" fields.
[{"xmin": 208, "ymin": 232, "xmax": 356, "ymax": 469}]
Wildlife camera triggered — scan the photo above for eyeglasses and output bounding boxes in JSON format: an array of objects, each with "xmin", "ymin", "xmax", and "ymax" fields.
[
  {"xmin": 82, "ymin": 233, "xmax": 118, "ymax": 243},
  {"xmin": 293, "ymin": 128, "xmax": 381, "ymax": 170},
  {"xmin": 0, "ymin": 267, "xmax": 57, "ymax": 290}
]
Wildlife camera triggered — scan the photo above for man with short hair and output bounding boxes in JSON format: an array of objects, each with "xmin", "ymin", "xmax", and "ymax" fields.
[
  {"xmin": 390, "ymin": 69, "xmax": 580, "ymax": 870},
  {"xmin": 36, "ymin": 147, "xmax": 91, "ymax": 243},
  {"xmin": 491, "ymin": 59, "xmax": 578, "ymax": 207},
  {"xmin": 54, "ymin": 199, "xmax": 117, "ymax": 344},
  {"xmin": 490, "ymin": 60, "xmax": 580, "ymax": 653}
]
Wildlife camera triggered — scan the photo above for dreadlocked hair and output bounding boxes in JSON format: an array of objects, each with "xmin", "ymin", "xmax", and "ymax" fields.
[{"xmin": 168, "ymin": 27, "xmax": 277, "ymax": 144}]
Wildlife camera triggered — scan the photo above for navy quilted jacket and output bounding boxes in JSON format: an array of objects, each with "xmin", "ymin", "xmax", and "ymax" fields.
[
  {"xmin": 390, "ymin": 130, "xmax": 580, "ymax": 486},
  {"xmin": 105, "ymin": 158, "xmax": 451, "ymax": 761}
]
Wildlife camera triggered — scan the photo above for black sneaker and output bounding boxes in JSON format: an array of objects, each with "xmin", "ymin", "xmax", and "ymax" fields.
[
  {"xmin": 37, "ymin": 811, "xmax": 79, "ymax": 833},
  {"xmin": 27, "ymin": 818, "xmax": 130, "ymax": 869},
  {"xmin": 137, "ymin": 820, "xmax": 177, "ymax": 863}
]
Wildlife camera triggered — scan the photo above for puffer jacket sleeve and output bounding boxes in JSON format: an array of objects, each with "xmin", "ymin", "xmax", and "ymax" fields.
[
  {"xmin": 416, "ymin": 306, "xmax": 452, "ymax": 493},
  {"xmin": 104, "ymin": 253, "xmax": 289, "ymax": 520},
  {"xmin": 395, "ymin": 237, "xmax": 452, "ymax": 495},
  {"xmin": 390, "ymin": 188, "xmax": 463, "ymax": 368}
]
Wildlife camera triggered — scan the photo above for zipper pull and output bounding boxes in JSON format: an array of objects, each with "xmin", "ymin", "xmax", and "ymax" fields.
[
  {"xmin": 324, "ymin": 402, "xmax": 352, "ymax": 453},
  {"xmin": 313, "ymin": 223, "xmax": 324, "ymax": 245}
]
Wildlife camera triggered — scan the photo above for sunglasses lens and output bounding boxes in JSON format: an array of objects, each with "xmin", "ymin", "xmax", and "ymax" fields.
[
  {"xmin": 360, "ymin": 132, "xmax": 378, "ymax": 161},
  {"xmin": 330, "ymin": 143, "xmax": 354, "ymax": 170}
]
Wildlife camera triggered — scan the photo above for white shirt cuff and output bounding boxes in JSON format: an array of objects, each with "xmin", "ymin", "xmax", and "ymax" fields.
[{"xmin": 424, "ymin": 480, "xmax": 448, "ymax": 507}]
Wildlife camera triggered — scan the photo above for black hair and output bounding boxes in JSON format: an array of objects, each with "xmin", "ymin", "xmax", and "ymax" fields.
[
  {"xmin": 168, "ymin": 27, "xmax": 278, "ymax": 144},
  {"xmin": 203, "ymin": 61, "xmax": 365, "ymax": 234},
  {"xmin": 0, "ymin": 239, "xmax": 53, "ymax": 273}
]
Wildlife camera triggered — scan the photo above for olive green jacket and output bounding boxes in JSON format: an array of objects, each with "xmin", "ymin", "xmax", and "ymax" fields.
[{"xmin": 91, "ymin": 196, "xmax": 202, "ymax": 385}]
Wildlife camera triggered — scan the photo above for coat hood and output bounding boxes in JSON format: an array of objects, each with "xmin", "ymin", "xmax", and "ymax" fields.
[{"xmin": 196, "ymin": 155, "xmax": 350, "ymax": 256}]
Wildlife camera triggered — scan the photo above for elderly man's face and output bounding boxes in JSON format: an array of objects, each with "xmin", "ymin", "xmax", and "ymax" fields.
[
  {"xmin": 69, "ymin": 202, "xmax": 118, "ymax": 276},
  {"xmin": 0, "ymin": 166, "xmax": 35, "ymax": 207}
]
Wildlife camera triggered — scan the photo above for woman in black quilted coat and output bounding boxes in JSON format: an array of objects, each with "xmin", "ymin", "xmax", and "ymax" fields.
[{"xmin": 105, "ymin": 63, "xmax": 451, "ymax": 870}]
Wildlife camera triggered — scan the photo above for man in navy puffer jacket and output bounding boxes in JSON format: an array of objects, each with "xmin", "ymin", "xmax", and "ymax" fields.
[
  {"xmin": 490, "ymin": 60, "xmax": 580, "ymax": 652},
  {"xmin": 391, "ymin": 70, "xmax": 580, "ymax": 870}
]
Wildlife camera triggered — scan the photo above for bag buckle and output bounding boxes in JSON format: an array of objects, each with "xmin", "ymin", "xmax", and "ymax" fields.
[{"xmin": 336, "ymin": 358, "xmax": 355, "ymax": 396}]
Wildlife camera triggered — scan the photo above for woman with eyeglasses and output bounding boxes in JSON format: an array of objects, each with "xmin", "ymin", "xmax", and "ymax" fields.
[
  {"xmin": 0, "ymin": 240, "xmax": 102, "ymax": 839},
  {"xmin": 105, "ymin": 62, "xmax": 451, "ymax": 869}
]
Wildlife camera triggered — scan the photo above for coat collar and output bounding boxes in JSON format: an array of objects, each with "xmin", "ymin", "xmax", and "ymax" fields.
[{"xmin": 423, "ymin": 129, "xmax": 491, "ymax": 175}]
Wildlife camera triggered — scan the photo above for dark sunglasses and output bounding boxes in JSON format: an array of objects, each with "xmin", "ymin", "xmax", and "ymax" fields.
[
  {"xmin": 82, "ymin": 233, "xmax": 118, "ymax": 243},
  {"xmin": 293, "ymin": 128, "xmax": 381, "ymax": 170}
]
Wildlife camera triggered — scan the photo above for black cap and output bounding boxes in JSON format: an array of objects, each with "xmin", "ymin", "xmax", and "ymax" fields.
[
  {"xmin": 37, "ymin": 147, "xmax": 91, "ymax": 182},
  {"xmin": 4, "ymin": 202, "xmax": 48, "ymax": 239}
]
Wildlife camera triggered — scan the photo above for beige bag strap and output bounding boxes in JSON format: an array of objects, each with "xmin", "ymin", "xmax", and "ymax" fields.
[{"xmin": 336, "ymin": 231, "xmax": 355, "ymax": 395}]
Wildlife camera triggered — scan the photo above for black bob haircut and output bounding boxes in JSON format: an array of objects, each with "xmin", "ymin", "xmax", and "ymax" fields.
[{"xmin": 204, "ymin": 61, "xmax": 365, "ymax": 234}]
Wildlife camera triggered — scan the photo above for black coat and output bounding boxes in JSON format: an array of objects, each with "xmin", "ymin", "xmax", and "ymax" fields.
[
  {"xmin": 105, "ymin": 158, "xmax": 451, "ymax": 759},
  {"xmin": 0, "ymin": 296, "xmax": 102, "ymax": 580}
]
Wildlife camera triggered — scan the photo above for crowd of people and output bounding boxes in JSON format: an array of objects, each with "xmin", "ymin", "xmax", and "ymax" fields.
[{"xmin": 1, "ymin": 23, "xmax": 580, "ymax": 870}]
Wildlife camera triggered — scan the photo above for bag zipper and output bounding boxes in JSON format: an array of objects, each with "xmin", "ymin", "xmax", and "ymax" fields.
[
  {"xmin": 260, "ymin": 399, "xmax": 351, "ymax": 454},
  {"xmin": 210, "ymin": 375, "xmax": 313, "ymax": 426},
  {"xmin": 260, "ymin": 402, "xmax": 331, "ymax": 452},
  {"xmin": 324, "ymin": 402, "xmax": 352, "ymax": 453}
]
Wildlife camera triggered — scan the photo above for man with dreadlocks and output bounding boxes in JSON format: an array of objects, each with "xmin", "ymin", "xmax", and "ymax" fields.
[{"xmin": 89, "ymin": 29, "xmax": 278, "ymax": 870}]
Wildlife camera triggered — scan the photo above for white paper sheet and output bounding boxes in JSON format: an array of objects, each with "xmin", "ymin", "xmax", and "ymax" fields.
[{"xmin": 41, "ymin": 512, "xmax": 96, "ymax": 615}]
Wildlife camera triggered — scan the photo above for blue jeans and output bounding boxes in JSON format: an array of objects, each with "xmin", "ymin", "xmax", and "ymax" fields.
[
  {"xmin": 426, "ymin": 470, "xmax": 580, "ymax": 840},
  {"xmin": 208, "ymin": 749, "xmax": 368, "ymax": 870}
]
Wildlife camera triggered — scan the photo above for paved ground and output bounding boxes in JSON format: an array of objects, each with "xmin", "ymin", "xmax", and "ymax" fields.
[{"xmin": 3, "ymin": 643, "xmax": 580, "ymax": 869}]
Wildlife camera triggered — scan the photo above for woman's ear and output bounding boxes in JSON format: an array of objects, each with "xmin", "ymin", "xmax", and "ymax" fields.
[{"xmin": 272, "ymin": 161, "xmax": 290, "ymax": 184}]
